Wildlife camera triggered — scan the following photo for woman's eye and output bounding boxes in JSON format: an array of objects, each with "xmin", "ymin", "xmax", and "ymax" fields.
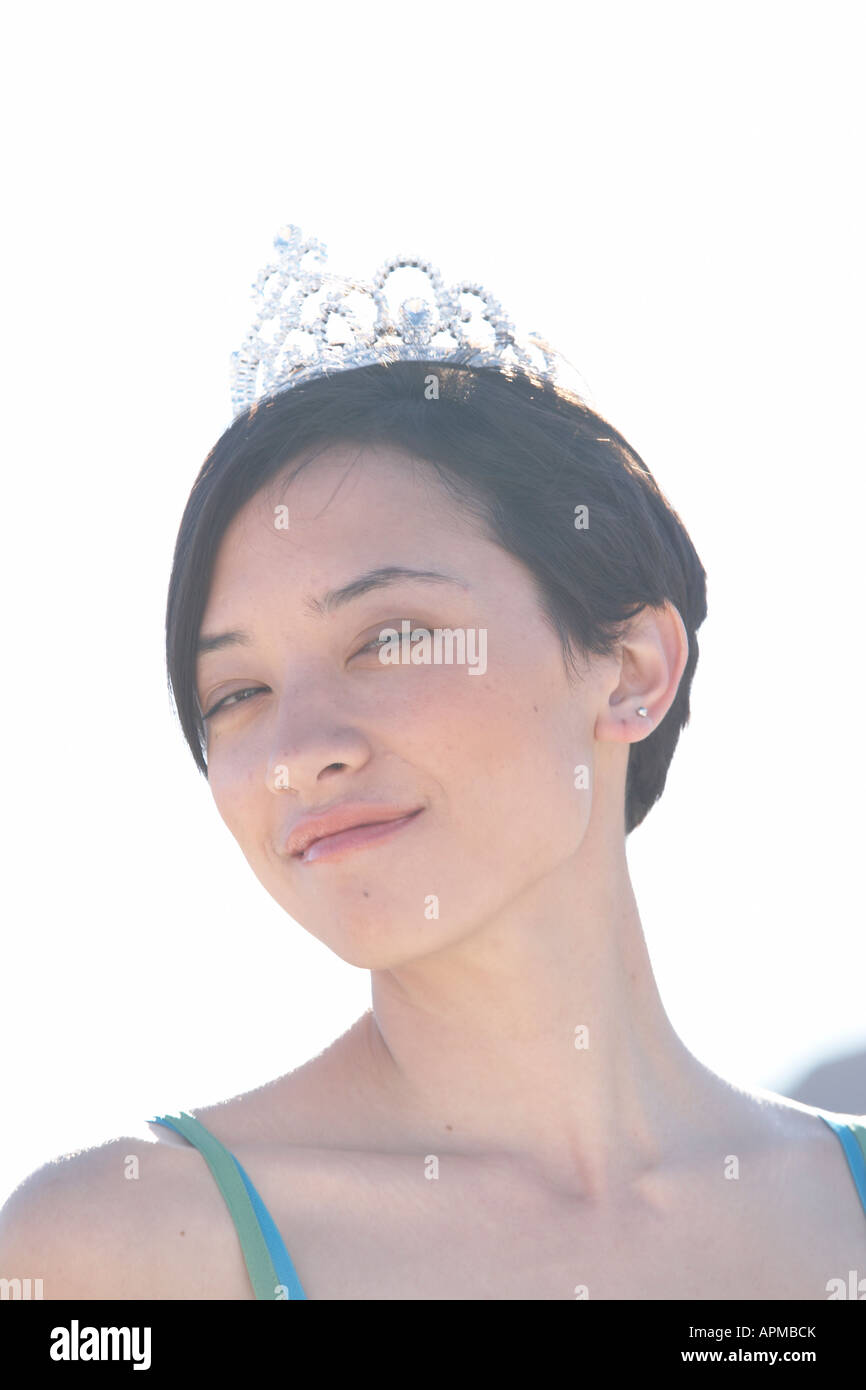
[
  {"xmin": 202, "ymin": 687, "xmax": 264, "ymax": 720},
  {"xmin": 355, "ymin": 623, "xmax": 430, "ymax": 656}
]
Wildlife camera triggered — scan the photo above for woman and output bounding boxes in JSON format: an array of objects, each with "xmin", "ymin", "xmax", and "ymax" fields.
[{"xmin": 2, "ymin": 233, "xmax": 864, "ymax": 1301}]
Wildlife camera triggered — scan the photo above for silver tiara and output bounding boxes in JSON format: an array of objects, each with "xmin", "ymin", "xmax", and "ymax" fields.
[{"xmin": 229, "ymin": 223, "xmax": 583, "ymax": 418}]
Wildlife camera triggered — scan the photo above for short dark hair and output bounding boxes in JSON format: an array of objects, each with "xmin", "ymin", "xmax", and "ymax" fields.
[{"xmin": 165, "ymin": 358, "xmax": 707, "ymax": 834}]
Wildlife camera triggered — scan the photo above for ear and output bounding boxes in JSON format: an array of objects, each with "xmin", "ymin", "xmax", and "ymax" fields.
[{"xmin": 594, "ymin": 602, "xmax": 689, "ymax": 745}]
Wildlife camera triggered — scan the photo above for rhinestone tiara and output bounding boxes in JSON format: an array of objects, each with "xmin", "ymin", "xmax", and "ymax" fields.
[{"xmin": 229, "ymin": 223, "xmax": 584, "ymax": 419}]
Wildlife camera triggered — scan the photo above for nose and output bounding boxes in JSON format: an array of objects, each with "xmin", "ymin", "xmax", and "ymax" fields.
[{"xmin": 265, "ymin": 710, "xmax": 373, "ymax": 796}]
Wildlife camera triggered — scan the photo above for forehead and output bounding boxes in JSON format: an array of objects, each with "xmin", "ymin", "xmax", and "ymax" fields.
[{"xmin": 204, "ymin": 442, "xmax": 492, "ymax": 604}]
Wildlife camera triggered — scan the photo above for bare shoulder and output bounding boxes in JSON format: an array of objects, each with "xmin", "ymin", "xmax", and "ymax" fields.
[
  {"xmin": 0, "ymin": 1130, "xmax": 255, "ymax": 1300},
  {"xmin": 730, "ymin": 1086, "xmax": 866, "ymax": 1285},
  {"xmin": 741, "ymin": 1085, "xmax": 865, "ymax": 1186}
]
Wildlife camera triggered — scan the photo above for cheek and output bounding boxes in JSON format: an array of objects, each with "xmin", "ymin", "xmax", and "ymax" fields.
[
  {"xmin": 413, "ymin": 664, "xmax": 592, "ymax": 865},
  {"xmin": 206, "ymin": 751, "xmax": 266, "ymax": 845}
]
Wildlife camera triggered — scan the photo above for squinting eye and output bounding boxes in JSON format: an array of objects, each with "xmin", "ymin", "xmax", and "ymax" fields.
[
  {"xmin": 355, "ymin": 622, "xmax": 430, "ymax": 656},
  {"xmin": 201, "ymin": 687, "xmax": 265, "ymax": 721}
]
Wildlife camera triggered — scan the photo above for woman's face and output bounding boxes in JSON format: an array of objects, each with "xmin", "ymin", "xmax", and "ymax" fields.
[{"xmin": 196, "ymin": 442, "xmax": 619, "ymax": 967}]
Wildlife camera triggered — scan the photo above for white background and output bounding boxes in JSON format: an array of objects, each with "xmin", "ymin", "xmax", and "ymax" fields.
[{"xmin": 2, "ymin": 0, "xmax": 864, "ymax": 1199}]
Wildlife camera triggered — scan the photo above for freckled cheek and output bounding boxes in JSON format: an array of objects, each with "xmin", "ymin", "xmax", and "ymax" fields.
[
  {"xmin": 440, "ymin": 670, "xmax": 586, "ymax": 836},
  {"xmin": 403, "ymin": 678, "xmax": 552, "ymax": 811},
  {"xmin": 395, "ymin": 670, "xmax": 512, "ymax": 753},
  {"xmin": 206, "ymin": 752, "xmax": 267, "ymax": 841}
]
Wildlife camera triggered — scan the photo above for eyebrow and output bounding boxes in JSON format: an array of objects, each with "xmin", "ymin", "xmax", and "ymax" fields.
[{"xmin": 195, "ymin": 566, "xmax": 469, "ymax": 658}]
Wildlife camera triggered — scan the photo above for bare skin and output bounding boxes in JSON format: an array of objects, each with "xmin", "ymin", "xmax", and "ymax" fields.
[
  {"xmin": 130, "ymin": 1022, "xmax": 864, "ymax": 1301},
  {"xmin": 3, "ymin": 442, "xmax": 864, "ymax": 1299}
]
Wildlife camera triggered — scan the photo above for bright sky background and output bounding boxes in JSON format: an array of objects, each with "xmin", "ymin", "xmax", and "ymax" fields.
[{"xmin": 2, "ymin": 1, "xmax": 864, "ymax": 1201}]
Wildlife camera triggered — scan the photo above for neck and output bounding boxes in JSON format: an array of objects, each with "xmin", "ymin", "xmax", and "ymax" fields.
[{"xmin": 357, "ymin": 830, "xmax": 732, "ymax": 1198}]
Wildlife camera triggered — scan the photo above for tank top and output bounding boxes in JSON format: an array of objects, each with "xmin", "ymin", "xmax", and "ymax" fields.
[{"xmin": 149, "ymin": 1106, "xmax": 866, "ymax": 1300}]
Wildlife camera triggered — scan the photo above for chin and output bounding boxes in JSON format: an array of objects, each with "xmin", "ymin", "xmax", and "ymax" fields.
[
  {"xmin": 324, "ymin": 921, "xmax": 453, "ymax": 971},
  {"xmin": 282, "ymin": 900, "xmax": 461, "ymax": 970}
]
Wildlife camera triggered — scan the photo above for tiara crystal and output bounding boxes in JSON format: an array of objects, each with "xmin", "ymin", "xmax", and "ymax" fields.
[{"xmin": 229, "ymin": 223, "xmax": 583, "ymax": 418}]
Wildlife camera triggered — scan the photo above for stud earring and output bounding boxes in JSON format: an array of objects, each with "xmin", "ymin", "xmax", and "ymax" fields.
[{"xmin": 636, "ymin": 707, "xmax": 648, "ymax": 718}]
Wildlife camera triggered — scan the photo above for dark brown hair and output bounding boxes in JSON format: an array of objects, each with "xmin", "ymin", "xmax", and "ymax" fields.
[{"xmin": 165, "ymin": 357, "xmax": 707, "ymax": 833}]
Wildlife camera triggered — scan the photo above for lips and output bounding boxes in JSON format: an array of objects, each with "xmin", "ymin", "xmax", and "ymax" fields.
[{"xmin": 285, "ymin": 803, "xmax": 424, "ymax": 859}]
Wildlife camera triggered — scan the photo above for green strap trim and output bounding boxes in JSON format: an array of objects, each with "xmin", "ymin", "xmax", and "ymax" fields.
[{"xmin": 155, "ymin": 1111, "xmax": 281, "ymax": 1300}]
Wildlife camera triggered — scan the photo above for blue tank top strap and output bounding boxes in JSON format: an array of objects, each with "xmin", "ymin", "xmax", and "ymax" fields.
[
  {"xmin": 816, "ymin": 1110, "xmax": 866, "ymax": 1217},
  {"xmin": 232, "ymin": 1153, "xmax": 309, "ymax": 1300},
  {"xmin": 150, "ymin": 1112, "xmax": 308, "ymax": 1300}
]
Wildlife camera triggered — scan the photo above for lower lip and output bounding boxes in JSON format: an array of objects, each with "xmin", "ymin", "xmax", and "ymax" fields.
[{"xmin": 297, "ymin": 809, "xmax": 424, "ymax": 863}]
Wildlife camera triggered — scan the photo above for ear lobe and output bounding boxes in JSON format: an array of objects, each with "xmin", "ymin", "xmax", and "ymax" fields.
[{"xmin": 594, "ymin": 702, "xmax": 656, "ymax": 745}]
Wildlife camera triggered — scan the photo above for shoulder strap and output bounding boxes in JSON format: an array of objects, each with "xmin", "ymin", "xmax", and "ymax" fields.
[
  {"xmin": 817, "ymin": 1111, "xmax": 866, "ymax": 1218},
  {"xmin": 150, "ymin": 1112, "xmax": 308, "ymax": 1300}
]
